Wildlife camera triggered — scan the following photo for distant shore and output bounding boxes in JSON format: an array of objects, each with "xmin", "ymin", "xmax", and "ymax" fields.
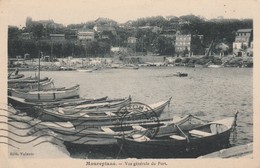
[{"xmin": 8, "ymin": 55, "xmax": 253, "ymax": 72}]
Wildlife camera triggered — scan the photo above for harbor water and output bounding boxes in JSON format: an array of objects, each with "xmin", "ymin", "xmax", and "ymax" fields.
[{"xmin": 22, "ymin": 66, "xmax": 253, "ymax": 158}]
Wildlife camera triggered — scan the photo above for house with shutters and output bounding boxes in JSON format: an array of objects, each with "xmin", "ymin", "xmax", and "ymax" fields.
[{"xmin": 233, "ymin": 29, "xmax": 253, "ymax": 56}]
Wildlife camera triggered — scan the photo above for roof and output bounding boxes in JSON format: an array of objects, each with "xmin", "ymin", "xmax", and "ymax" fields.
[
  {"xmin": 237, "ymin": 29, "xmax": 253, "ymax": 33},
  {"xmin": 78, "ymin": 29, "xmax": 94, "ymax": 32}
]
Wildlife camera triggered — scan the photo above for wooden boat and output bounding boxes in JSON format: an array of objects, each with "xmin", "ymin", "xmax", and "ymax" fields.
[
  {"xmin": 8, "ymin": 74, "xmax": 25, "ymax": 79},
  {"xmin": 208, "ymin": 64, "xmax": 224, "ymax": 68},
  {"xmin": 8, "ymin": 84, "xmax": 80, "ymax": 101},
  {"xmin": 116, "ymin": 112, "xmax": 238, "ymax": 158},
  {"xmin": 8, "ymin": 78, "xmax": 54, "ymax": 91},
  {"xmin": 8, "ymin": 95, "xmax": 108, "ymax": 115},
  {"xmin": 173, "ymin": 72, "xmax": 188, "ymax": 77},
  {"xmin": 34, "ymin": 98, "xmax": 172, "ymax": 127},
  {"xmin": 60, "ymin": 66, "xmax": 76, "ymax": 71},
  {"xmin": 8, "ymin": 76, "xmax": 49, "ymax": 84},
  {"xmin": 37, "ymin": 114, "xmax": 205, "ymax": 146},
  {"xmin": 57, "ymin": 96, "xmax": 132, "ymax": 114},
  {"xmin": 76, "ymin": 69, "xmax": 93, "ymax": 73}
]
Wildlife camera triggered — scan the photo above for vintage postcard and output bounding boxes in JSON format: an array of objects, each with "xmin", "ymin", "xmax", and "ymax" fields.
[{"xmin": 0, "ymin": 0, "xmax": 259, "ymax": 167}]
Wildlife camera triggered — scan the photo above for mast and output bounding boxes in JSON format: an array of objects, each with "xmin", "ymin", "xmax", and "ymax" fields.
[{"xmin": 37, "ymin": 51, "xmax": 41, "ymax": 92}]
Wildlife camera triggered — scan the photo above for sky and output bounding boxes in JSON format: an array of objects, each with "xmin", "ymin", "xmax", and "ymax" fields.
[{"xmin": 2, "ymin": 0, "xmax": 258, "ymax": 28}]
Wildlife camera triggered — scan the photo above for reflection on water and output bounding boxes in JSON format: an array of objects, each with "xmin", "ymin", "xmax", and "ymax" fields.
[{"xmin": 24, "ymin": 67, "xmax": 253, "ymax": 158}]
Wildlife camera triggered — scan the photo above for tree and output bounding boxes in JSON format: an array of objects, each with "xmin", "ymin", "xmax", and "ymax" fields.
[{"xmin": 30, "ymin": 23, "xmax": 44, "ymax": 40}]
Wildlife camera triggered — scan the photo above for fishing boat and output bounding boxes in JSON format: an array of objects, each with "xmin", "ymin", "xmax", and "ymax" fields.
[
  {"xmin": 76, "ymin": 69, "xmax": 93, "ymax": 73},
  {"xmin": 8, "ymin": 95, "xmax": 108, "ymax": 115},
  {"xmin": 8, "ymin": 78, "xmax": 54, "ymax": 91},
  {"xmin": 116, "ymin": 112, "xmax": 238, "ymax": 158},
  {"xmin": 57, "ymin": 96, "xmax": 132, "ymax": 114},
  {"xmin": 37, "ymin": 114, "xmax": 206, "ymax": 146},
  {"xmin": 8, "ymin": 84, "xmax": 80, "ymax": 101},
  {"xmin": 8, "ymin": 74, "xmax": 25, "ymax": 79},
  {"xmin": 34, "ymin": 98, "xmax": 172, "ymax": 127},
  {"xmin": 8, "ymin": 76, "xmax": 49, "ymax": 85},
  {"xmin": 208, "ymin": 64, "xmax": 224, "ymax": 68}
]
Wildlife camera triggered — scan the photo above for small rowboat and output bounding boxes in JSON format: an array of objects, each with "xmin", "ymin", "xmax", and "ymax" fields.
[
  {"xmin": 116, "ymin": 112, "xmax": 238, "ymax": 158},
  {"xmin": 8, "ymin": 78, "xmax": 54, "ymax": 91},
  {"xmin": 8, "ymin": 74, "xmax": 25, "ymax": 79},
  {"xmin": 8, "ymin": 77, "xmax": 49, "ymax": 84},
  {"xmin": 57, "ymin": 96, "xmax": 132, "ymax": 114},
  {"xmin": 8, "ymin": 84, "xmax": 80, "ymax": 101},
  {"xmin": 8, "ymin": 95, "xmax": 108, "ymax": 115},
  {"xmin": 36, "ymin": 114, "xmax": 206, "ymax": 146},
  {"xmin": 76, "ymin": 69, "xmax": 93, "ymax": 73},
  {"xmin": 35, "ymin": 97, "xmax": 172, "ymax": 127},
  {"xmin": 173, "ymin": 72, "xmax": 188, "ymax": 77}
]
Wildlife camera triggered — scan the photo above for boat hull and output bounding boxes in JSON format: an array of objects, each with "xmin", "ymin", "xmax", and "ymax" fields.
[
  {"xmin": 8, "ymin": 79, "xmax": 54, "ymax": 91},
  {"xmin": 117, "ymin": 130, "xmax": 231, "ymax": 158},
  {"xmin": 8, "ymin": 95, "xmax": 108, "ymax": 115},
  {"xmin": 8, "ymin": 85, "xmax": 80, "ymax": 101},
  {"xmin": 35, "ymin": 98, "xmax": 171, "ymax": 128}
]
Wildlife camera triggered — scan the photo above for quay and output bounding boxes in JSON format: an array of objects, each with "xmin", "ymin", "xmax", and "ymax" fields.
[{"xmin": 198, "ymin": 143, "xmax": 253, "ymax": 158}]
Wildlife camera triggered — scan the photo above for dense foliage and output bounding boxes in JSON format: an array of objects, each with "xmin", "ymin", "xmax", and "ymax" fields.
[{"xmin": 8, "ymin": 15, "xmax": 252, "ymax": 58}]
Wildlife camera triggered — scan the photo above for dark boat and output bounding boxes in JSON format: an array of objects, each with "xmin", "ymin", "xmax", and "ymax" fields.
[
  {"xmin": 8, "ymin": 95, "xmax": 108, "ymax": 115},
  {"xmin": 173, "ymin": 72, "xmax": 188, "ymax": 77},
  {"xmin": 36, "ymin": 114, "xmax": 207, "ymax": 146},
  {"xmin": 116, "ymin": 112, "xmax": 238, "ymax": 158}
]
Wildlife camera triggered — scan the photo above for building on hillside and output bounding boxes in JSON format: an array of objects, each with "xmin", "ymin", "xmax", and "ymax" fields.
[
  {"xmin": 65, "ymin": 29, "xmax": 78, "ymax": 40},
  {"xmin": 175, "ymin": 34, "xmax": 204, "ymax": 56},
  {"xmin": 127, "ymin": 37, "xmax": 137, "ymax": 44},
  {"xmin": 127, "ymin": 37, "xmax": 138, "ymax": 55},
  {"xmin": 160, "ymin": 29, "xmax": 176, "ymax": 39},
  {"xmin": 77, "ymin": 29, "xmax": 95, "ymax": 41},
  {"xmin": 50, "ymin": 34, "xmax": 65, "ymax": 41},
  {"xmin": 233, "ymin": 29, "xmax": 253, "ymax": 56},
  {"xmin": 93, "ymin": 25, "xmax": 116, "ymax": 35}
]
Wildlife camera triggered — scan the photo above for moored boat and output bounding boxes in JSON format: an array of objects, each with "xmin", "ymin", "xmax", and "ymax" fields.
[
  {"xmin": 8, "ymin": 76, "xmax": 49, "ymax": 84},
  {"xmin": 76, "ymin": 69, "xmax": 93, "ymax": 73},
  {"xmin": 59, "ymin": 96, "xmax": 132, "ymax": 114},
  {"xmin": 8, "ymin": 84, "xmax": 80, "ymax": 101},
  {"xmin": 173, "ymin": 72, "xmax": 188, "ymax": 77},
  {"xmin": 8, "ymin": 95, "xmax": 108, "ymax": 115},
  {"xmin": 116, "ymin": 112, "xmax": 238, "ymax": 158},
  {"xmin": 36, "ymin": 114, "xmax": 206, "ymax": 146},
  {"xmin": 34, "ymin": 97, "xmax": 172, "ymax": 127},
  {"xmin": 8, "ymin": 78, "xmax": 54, "ymax": 91},
  {"xmin": 8, "ymin": 74, "xmax": 25, "ymax": 79},
  {"xmin": 208, "ymin": 64, "xmax": 224, "ymax": 68}
]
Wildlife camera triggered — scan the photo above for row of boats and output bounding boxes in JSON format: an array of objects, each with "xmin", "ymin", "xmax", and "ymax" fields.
[{"xmin": 7, "ymin": 71, "xmax": 238, "ymax": 158}]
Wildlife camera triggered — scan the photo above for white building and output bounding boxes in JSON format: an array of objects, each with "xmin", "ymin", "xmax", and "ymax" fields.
[{"xmin": 77, "ymin": 29, "xmax": 94, "ymax": 41}]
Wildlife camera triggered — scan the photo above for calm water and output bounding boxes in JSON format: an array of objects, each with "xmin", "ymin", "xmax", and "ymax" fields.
[{"xmin": 23, "ymin": 67, "xmax": 253, "ymax": 157}]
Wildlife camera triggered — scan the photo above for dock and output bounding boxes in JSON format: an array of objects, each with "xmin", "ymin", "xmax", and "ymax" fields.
[{"xmin": 198, "ymin": 143, "xmax": 253, "ymax": 158}]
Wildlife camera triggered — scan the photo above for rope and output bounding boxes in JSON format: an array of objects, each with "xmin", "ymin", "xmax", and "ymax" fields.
[{"xmin": 116, "ymin": 139, "xmax": 124, "ymax": 159}]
